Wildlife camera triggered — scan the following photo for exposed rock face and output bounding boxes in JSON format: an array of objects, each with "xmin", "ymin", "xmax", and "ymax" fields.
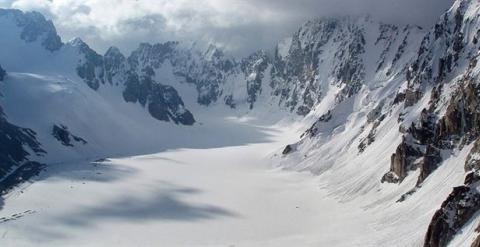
[
  {"xmin": 0, "ymin": 161, "xmax": 45, "ymax": 195},
  {"xmin": 0, "ymin": 105, "xmax": 45, "ymax": 192},
  {"xmin": 359, "ymin": 104, "xmax": 386, "ymax": 153},
  {"xmin": 299, "ymin": 110, "xmax": 333, "ymax": 140},
  {"xmin": 104, "ymin": 47, "xmax": 126, "ymax": 85},
  {"xmin": 270, "ymin": 17, "xmax": 423, "ymax": 116},
  {"xmin": 0, "ymin": 9, "xmax": 62, "ymax": 51},
  {"xmin": 466, "ymin": 138, "xmax": 480, "ymax": 172},
  {"xmin": 66, "ymin": 39, "xmax": 196, "ymax": 125},
  {"xmin": 0, "ymin": 66, "xmax": 45, "ymax": 184},
  {"xmin": 382, "ymin": 136, "xmax": 423, "ymax": 183},
  {"xmin": 122, "ymin": 74, "xmax": 195, "ymax": 125},
  {"xmin": 0, "ymin": 65, "xmax": 5, "ymax": 81},
  {"xmin": 71, "ymin": 38, "xmax": 105, "ymax": 90},
  {"xmin": 52, "ymin": 125, "xmax": 87, "ymax": 147},
  {"xmin": 276, "ymin": 2, "xmax": 480, "ymax": 244},
  {"xmin": 127, "ymin": 42, "xmax": 237, "ymax": 106},
  {"xmin": 282, "ymin": 145, "xmax": 294, "ymax": 155},
  {"xmin": 280, "ymin": 17, "xmax": 425, "ymax": 159},
  {"xmin": 418, "ymin": 144, "xmax": 442, "ymax": 185},
  {"xmin": 270, "ymin": 17, "xmax": 366, "ymax": 115},
  {"xmin": 128, "ymin": 42, "xmax": 177, "ymax": 70},
  {"xmin": 404, "ymin": 89, "xmax": 423, "ymax": 107},
  {"xmin": 384, "ymin": 79, "xmax": 480, "ymax": 185},
  {"xmin": 241, "ymin": 50, "xmax": 270, "ymax": 109},
  {"xmin": 390, "ymin": 0, "xmax": 480, "ymax": 185},
  {"xmin": 187, "ymin": 45, "xmax": 237, "ymax": 105},
  {"xmin": 437, "ymin": 82, "xmax": 480, "ymax": 145},
  {"xmin": 424, "ymin": 172, "xmax": 480, "ymax": 247}
]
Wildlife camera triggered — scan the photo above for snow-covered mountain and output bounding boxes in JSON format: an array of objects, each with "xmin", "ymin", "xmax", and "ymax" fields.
[
  {"xmin": 280, "ymin": 0, "xmax": 480, "ymax": 246},
  {"xmin": 2, "ymin": 0, "xmax": 480, "ymax": 245}
]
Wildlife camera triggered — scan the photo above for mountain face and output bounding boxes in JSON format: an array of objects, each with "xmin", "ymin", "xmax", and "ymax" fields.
[
  {"xmin": 2, "ymin": 0, "xmax": 480, "ymax": 245},
  {"xmin": 280, "ymin": 0, "xmax": 480, "ymax": 246},
  {"xmin": 71, "ymin": 38, "xmax": 196, "ymax": 125},
  {"xmin": 0, "ymin": 10, "xmax": 194, "ymax": 126},
  {"xmin": 0, "ymin": 67, "xmax": 45, "ymax": 195},
  {"xmin": 0, "ymin": 9, "xmax": 61, "ymax": 52},
  {"xmin": 270, "ymin": 17, "xmax": 424, "ymax": 116}
]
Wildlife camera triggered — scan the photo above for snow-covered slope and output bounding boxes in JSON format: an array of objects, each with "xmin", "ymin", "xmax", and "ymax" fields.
[{"xmin": 279, "ymin": 0, "xmax": 480, "ymax": 246}]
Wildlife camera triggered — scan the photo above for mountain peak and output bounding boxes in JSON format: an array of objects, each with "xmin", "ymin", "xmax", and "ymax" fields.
[
  {"xmin": 105, "ymin": 46, "xmax": 124, "ymax": 58},
  {"xmin": 0, "ymin": 8, "xmax": 62, "ymax": 51},
  {"xmin": 68, "ymin": 37, "xmax": 87, "ymax": 47}
]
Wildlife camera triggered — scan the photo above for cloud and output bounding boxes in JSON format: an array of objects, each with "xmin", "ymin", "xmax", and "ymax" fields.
[{"xmin": 0, "ymin": 0, "xmax": 455, "ymax": 56}]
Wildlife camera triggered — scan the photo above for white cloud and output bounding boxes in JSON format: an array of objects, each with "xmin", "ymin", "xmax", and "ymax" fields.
[{"xmin": 0, "ymin": 0, "xmax": 455, "ymax": 56}]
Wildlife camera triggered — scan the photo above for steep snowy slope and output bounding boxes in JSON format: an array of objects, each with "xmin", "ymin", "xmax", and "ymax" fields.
[
  {"xmin": 279, "ymin": 0, "xmax": 480, "ymax": 246},
  {"xmin": 270, "ymin": 17, "xmax": 424, "ymax": 116}
]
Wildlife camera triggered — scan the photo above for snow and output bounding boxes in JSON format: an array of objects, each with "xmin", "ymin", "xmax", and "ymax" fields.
[
  {"xmin": 0, "ymin": 108, "xmax": 470, "ymax": 246},
  {"xmin": 0, "ymin": 117, "xmax": 372, "ymax": 247}
]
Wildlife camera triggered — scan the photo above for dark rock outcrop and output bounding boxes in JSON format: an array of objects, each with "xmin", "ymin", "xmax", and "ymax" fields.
[
  {"xmin": 0, "ymin": 106, "xmax": 45, "ymax": 192},
  {"xmin": 148, "ymin": 84, "xmax": 195, "ymax": 125},
  {"xmin": 437, "ymin": 82, "xmax": 480, "ymax": 146},
  {"xmin": 0, "ymin": 65, "xmax": 5, "ymax": 81},
  {"xmin": 282, "ymin": 145, "xmax": 294, "ymax": 155},
  {"xmin": 72, "ymin": 38, "xmax": 105, "ymax": 90},
  {"xmin": 52, "ymin": 124, "xmax": 87, "ymax": 147},
  {"xmin": 404, "ymin": 89, "xmax": 423, "ymax": 107},
  {"xmin": 384, "ymin": 80, "xmax": 480, "ymax": 185},
  {"xmin": 0, "ymin": 161, "xmax": 45, "ymax": 195},
  {"xmin": 123, "ymin": 75, "xmax": 195, "ymax": 125},
  {"xmin": 358, "ymin": 115, "xmax": 385, "ymax": 153},
  {"xmin": 424, "ymin": 173, "xmax": 480, "ymax": 247},
  {"xmin": 300, "ymin": 110, "xmax": 333, "ymax": 139},
  {"xmin": 382, "ymin": 136, "xmax": 423, "ymax": 183},
  {"xmin": 241, "ymin": 50, "xmax": 269, "ymax": 109},
  {"xmin": 417, "ymin": 144, "xmax": 442, "ymax": 185},
  {"xmin": 466, "ymin": 138, "xmax": 480, "ymax": 172}
]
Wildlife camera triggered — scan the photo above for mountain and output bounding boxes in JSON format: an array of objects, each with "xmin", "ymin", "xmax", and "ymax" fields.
[
  {"xmin": 0, "ymin": 9, "xmax": 194, "ymax": 126},
  {"xmin": 2, "ymin": 0, "xmax": 480, "ymax": 245},
  {"xmin": 280, "ymin": 0, "xmax": 480, "ymax": 246}
]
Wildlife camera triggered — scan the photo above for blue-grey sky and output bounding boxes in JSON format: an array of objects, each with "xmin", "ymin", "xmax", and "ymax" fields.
[{"xmin": 0, "ymin": 0, "xmax": 455, "ymax": 56}]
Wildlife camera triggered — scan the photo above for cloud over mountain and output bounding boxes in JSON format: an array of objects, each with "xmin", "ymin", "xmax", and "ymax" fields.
[{"xmin": 0, "ymin": 0, "xmax": 454, "ymax": 55}]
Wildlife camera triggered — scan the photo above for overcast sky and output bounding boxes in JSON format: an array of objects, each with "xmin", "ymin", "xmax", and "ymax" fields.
[{"xmin": 0, "ymin": 0, "xmax": 455, "ymax": 56}]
